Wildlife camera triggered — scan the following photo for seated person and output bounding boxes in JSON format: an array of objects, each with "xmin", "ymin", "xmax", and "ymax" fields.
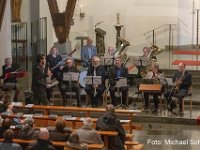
[
  {"xmin": 18, "ymin": 118, "xmax": 39, "ymax": 140},
  {"xmin": 109, "ymin": 55, "xmax": 128, "ymax": 106},
  {"xmin": 64, "ymin": 132, "xmax": 88, "ymax": 150},
  {"xmin": 96, "ymin": 104, "xmax": 126, "ymax": 150},
  {"xmin": 61, "ymin": 57, "xmax": 81, "ymax": 106},
  {"xmin": 165, "ymin": 62, "xmax": 192, "ymax": 115},
  {"xmin": 0, "ymin": 57, "xmax": 20, "ymax": 102},
  {"xmin": 77, "ymin": 117, "xmax": 103, "ymax": 144},
  {"xmin": 0, "ymin": 94, "xmax": 11, "ymax": 113},
  {"xmin": 0, "ymin": 118, "xmax": 11, "ymax": 138},
  {"xmin": 143, "ymin": 62, "xmax": 165, "ymax": 113},
  {"xmin": 0, "ymin": 129, "xmax": 22, "ymax": 150},
  {"xmin": 27, "ymin": 130, "xmax": 55, "ymax": 150},
  {"xmin": 85, "ymin": 56, "xmax": 107, "ymax": 107},
  {"xmin": 49, "ymin": 118, "xmax": 72, "ymax": 141}
]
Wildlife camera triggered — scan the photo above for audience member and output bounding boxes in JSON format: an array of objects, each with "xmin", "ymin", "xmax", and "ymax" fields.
[
  {"xmin": 0, "ymin": 118, "xmax": 11, "ymax": 138},
  {"xmin": 28, "ymin": 130, "xmax": 55, "ymax": 150},
  {"xmin": 18, "ymin": 118, "xmax": 39, "ymax": 140},
  {"xmin": 0, "ymin": 129, "xmax": 22, "ymax": 150},
  {"xmin": 65, "ymin": 132, "xmax": 88, "ymax": 150},
  {"xmin": 96, "ymin": 104, "xmax": 126, "ymax": 150},
  {"xmin": 50, "ymin": 118, "xmax": 72, "ymax": 141},
  {"xmin": 77, "ymin": 117, "xmax": 103, "ymax": 145}
]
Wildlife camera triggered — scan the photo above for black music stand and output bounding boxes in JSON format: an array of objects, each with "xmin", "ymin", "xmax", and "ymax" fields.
[
  {"xmin": 115, "ymin": 78, "xmax": 128, "ymax": 109},
  {"xmin": 85, "ymin": 76, "xmax": 102, "ymax": 106},
  {"xmin": 133, "ymin": 56, "xmax": 149, "ymax": 78},
  {"xmin": 103, "ymin": 57, "xmax": 115, "ymax": 72},
  {"xmin": 63, "ymin": 72, "xmax": 79, "ymax": 101}
]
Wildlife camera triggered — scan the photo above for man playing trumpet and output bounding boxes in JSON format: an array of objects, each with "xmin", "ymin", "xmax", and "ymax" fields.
[
  {"xmin": 85, "ymin": 56, "xmax": 107, "ymax": 107},
  {"xmin": 143, "ymin": 62, "xmax": 165, "ymax": 113},
  {"xmin": 165, "ymin": 62, "xmax": 192, "ymax": 115}
]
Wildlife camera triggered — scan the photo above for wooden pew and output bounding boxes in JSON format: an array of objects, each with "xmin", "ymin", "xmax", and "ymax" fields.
[
  {"xmin": 13, "ymin": 105, "xmax": 141, "ymax": 134},
  {"xmin": 0, "ymin": 138, "xmax": 104, "ymax": 149}
]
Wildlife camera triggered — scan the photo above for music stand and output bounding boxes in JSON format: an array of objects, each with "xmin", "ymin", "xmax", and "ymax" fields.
[
  {"xmin": 85, "ymin": 76, "xmax": 102, "ymax": 105},
  {"xmin": 103, "ymin": 57, "xmax": 115, "ymax": 71},
  {"xmin": 115, "ymin": 78, "xmax": 128, "ymax": 109},
  {"xmin": 85, "ymin": 76, "xmax": 102, "ymax": 85},
  {"xmin": 133, "ymin": 56, "xmax": 149, "ymax": 78},
  {"xmin": 63, "ymin": 72, "xmax": 80, "ymax": 101}
]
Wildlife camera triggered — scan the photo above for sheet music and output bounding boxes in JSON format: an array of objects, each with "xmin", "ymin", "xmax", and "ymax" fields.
[
  {"xmin": 116, "ymin": 78, "xmax": 127, "ymax": 87},
  {"xmin": 85, "ymin": 76, "xmax": 102, "ymax": 85},
  {"xmin": 63, "ymin": 72, "xmax": 79, "ymax": 81},
  {"xmin": 165, "ymin": 78, "xmax": 174, "ymax": 86}
]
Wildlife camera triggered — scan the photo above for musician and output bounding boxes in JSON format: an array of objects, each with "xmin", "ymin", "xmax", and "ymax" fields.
[
  {"xmin": 0, "ymin": 57, "xmax": 20, "ymax": 102},
  {"xmin": 46, "ymin": 46, "xmax": 62, "ymax": 80},
  {"xmin": 165, "ymin": 62, "xmax": 192, "ymax": 114},
  {"xmin": 143, "ymin": 62, "xmax": 165, "ymax": 113},
  {"xmin": 109, "ymin": 55, "xmax": 129, "ymax": 106},
  {"xmin": 81, "ymin": 38, "xmax": 97, "ymax": 67},
  {"xmin": 61, "ymin": 57, "xmax": 81, "ymax": 106},
  {"xmin": 45, "ymin": 47, "xmax": 64, "ymax": 101},
  {"xmin": 85, "ymin": 56, "xmax": 107, "ymax": 107},
  {"xmin": 32, "ymin": 54, "xmax": 49, "ymax": 105},
  {"xmin": 137, "ymin": 47, "xmax": 151, "ymax": 78}
]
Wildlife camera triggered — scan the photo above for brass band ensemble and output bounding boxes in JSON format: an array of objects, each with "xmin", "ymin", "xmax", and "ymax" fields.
[{"xmin": 0, "ymin": 35, "xmax": 192, "ymax": 118}]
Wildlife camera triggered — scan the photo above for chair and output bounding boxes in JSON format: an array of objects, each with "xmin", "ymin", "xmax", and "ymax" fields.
[
  {"xmin": 50, "ymin": 86, "xmax": 63, "ymax": 106},
  {"xmin": 175, "ymin": 86, "xmax": 192, "ymax": 113},
  {"xmin": 182, "ymin": 86, "xmax": 192, "ymax": 112}
]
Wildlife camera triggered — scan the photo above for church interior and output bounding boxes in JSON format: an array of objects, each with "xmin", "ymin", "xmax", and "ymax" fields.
[{"xmin": 0, "ymin": 0, "xmax": 200, "ymax": 150}]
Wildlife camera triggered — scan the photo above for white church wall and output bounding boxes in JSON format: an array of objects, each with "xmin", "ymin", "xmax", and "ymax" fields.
[{"xmin": 0, "ymin": 0, "xmax": 11, "ymax": 75}]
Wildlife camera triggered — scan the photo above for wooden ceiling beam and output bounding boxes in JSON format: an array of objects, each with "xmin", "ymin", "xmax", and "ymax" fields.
[
  {"xmin": 0, "ymin": 0, "xmax": 7, "ymax": 31},
  {"xmin": 47, "ymin": 0, "xmax": 77, "ymax": 44}
]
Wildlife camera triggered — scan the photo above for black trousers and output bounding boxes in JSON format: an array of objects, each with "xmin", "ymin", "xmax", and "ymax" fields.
[
  {"xmin": 165, "ymin": 89, "xmax": 188, "ymax": 112},
  {"xmin": 85, "ymin": 85, "xmax": 105, "ymax": 107},
  {"xmin": 109, "ymin": 86, "xmax": 128, "ymax": 106},
  {"xmin": 61, "ymin": 82, "xmax": 80, "ymax": 106},
  {"xmin": 143, "ymin": 92, "xmax": 159, "ymax": 109}
]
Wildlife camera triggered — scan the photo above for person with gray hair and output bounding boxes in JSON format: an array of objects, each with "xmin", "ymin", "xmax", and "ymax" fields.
[
  {"xmin": 18, "ymin": 118, "xmax": 39, "ymax": 140},
  {"xmin": 96, "ymin": 104, "xmax": 125, "ymax": 150},
  {"xmin": 76, "ymin": 117, "xmax": 103, "ymax": 145},
  {"xmin": 27, "ymin": 130, "xmax": 55, "ymax": 150},
  {"xmin": 60, "ymin": 56, "xmax": 81, "ymax": 106}
]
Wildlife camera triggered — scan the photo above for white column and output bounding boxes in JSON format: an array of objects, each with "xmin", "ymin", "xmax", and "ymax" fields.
[{"xmin": 0, "ymin": 0, "xmax": 11, "ymax": 75}]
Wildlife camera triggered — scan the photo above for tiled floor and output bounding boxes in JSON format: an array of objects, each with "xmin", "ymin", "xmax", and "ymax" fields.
[{"xmin": 133, "ymin": 122, "xmax": 200, "ymax": 150}]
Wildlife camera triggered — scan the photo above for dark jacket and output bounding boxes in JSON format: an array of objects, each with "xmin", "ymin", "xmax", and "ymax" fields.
[
  {"xmin": 49, "ymin": 128, "xmax": 72, "ymax": 141},
  {"xmin": 0, "ymin": 126, "xmax": 10, "ymax": 138},
  {"xmin": 87, "ymin": 65, "xmax": 107, "ymax": 85},
  {"xmin": 0, "ymin": 64, "xmax": 18, "ymax": 90},
  {"xmin": 28, "ymin": 139, "xmax": 55, "ymax": 150},
  {"xmin": 109, "ymin": 66, "xmax": 128, "ymax": 87},
  {"xmin": 46, "ymin": 54, "xmax": 62, "ymax": 80},
  {"xmin": 96, "ymin": 113, "xmax": 126, "ymax": 150},
  {"xmin": 173, "ymin": 71, "xmax": 192, "ymax": 91},
  {"xmin": 31, "ymin": 65, "xmax": 46, "ymax": 92}
]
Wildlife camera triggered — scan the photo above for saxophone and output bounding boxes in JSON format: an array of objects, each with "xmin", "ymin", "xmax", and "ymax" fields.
[{"xmin": 174, "ymin": 70, "xmax": 185, "ymax": 91}]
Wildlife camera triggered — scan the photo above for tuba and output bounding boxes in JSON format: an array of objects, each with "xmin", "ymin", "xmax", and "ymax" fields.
[
  {"xmin": 114, "ymin": 37, "xmax": 130, "ymax": 65},
  {"xmin": 148, "ymin": 43, "xmax": 161, "ymax": 63}
]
